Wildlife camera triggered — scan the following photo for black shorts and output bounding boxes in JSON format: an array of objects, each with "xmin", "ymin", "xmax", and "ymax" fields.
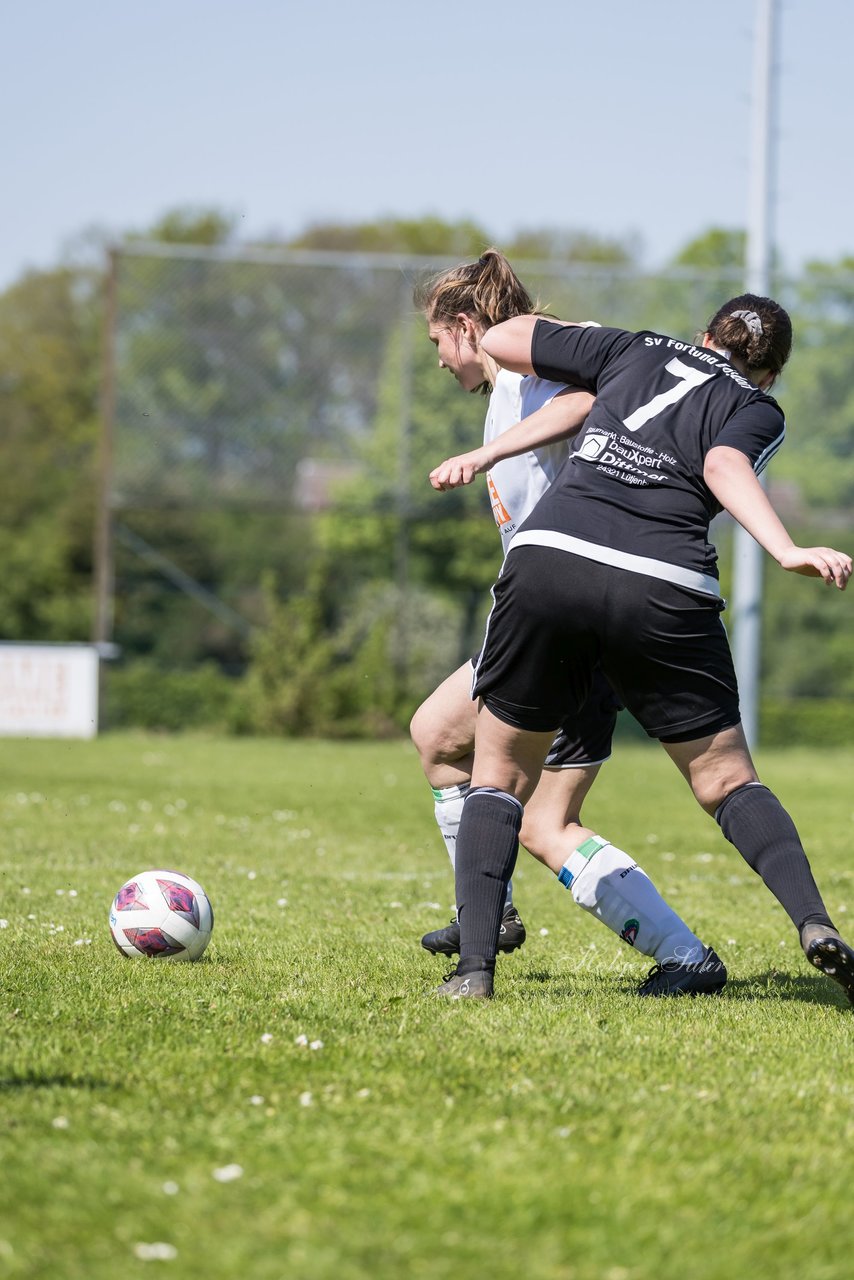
[
  {"xmin": 474, "ymin": 545, "xmax": 740, "ymax": 743},
  {"xmin": 470, "ymin": 656, "xmax": 620, "ymax": 768}
]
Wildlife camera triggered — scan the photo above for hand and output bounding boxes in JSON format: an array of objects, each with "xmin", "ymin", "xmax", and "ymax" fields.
[
  {"xmin": 429, "ymin": 448, "xmax": 490, "ymax": 490},
  {"xmin": 778, "ymin": 545, "xmax": 852, "ymax": 589}
]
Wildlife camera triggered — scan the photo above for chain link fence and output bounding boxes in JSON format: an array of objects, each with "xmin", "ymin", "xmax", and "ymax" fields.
[{"xmin": 97, "ymin": 243, "xmax": 854, "ymax": 738}]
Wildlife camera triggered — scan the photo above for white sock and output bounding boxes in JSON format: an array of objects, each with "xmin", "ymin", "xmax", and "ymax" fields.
[
  {"xmin": 432, "ymin": 783, "xmax": 514, "ymax": 911},
  {"xmin": 558, "ymin": 836, "xmax": 704, "ymax": 963}
]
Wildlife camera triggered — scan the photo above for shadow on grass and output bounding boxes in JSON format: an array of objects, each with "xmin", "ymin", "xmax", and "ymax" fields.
[
  {"xmin": 607, "ymin": 969, "xmax": 850, "ymax": 1009},
  {"xmin": 720, "ymin": 971, "xmax": 851, "ymax": 1009},
  {"xmin": 0, "ymin": 1070, "xmax": 118, "ymax": 1092}
]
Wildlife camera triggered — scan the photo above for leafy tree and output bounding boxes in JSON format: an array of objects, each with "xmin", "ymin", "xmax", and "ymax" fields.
[
  {"xmin": 0, "ymin": 265, "xmax": 100, "ymax": 639},
  {"xmin": 288, "ymin": 216, "xmax": 490, "ymax": 258}
]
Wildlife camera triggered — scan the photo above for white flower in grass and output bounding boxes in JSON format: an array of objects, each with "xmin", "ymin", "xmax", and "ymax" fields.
[
  {"xmin": 0, "ymin": 920, "xmax": 7, "ymax": 929},
  {"xmin": 389, "ymin": 901, "xmax": 403, "ymax": 909},
  {"xmin": 247, "ymin": 871, "xmax": 257, "ymax": 881},
  {"xmin": 356, "ymin": 1088, "xmax": 371, "ymax": 1099},
  {"xmin": 298, "ymin": 1092, "xmax": 313, "ymax": 1107},
  {"xmin": 134, "ymin": 1242, "xmax": 177, "ymax": 1260},
  {"xmin": 68, "ymin": 889, "xmax": 77, "ymax": 898},
  {"xmin": 309, "ymin": 1040, "xmax": 323, "ymax": 1051},
  {"xmin": 276, "ymin": 898, "xmax": 288, "ymax": 907},
  {"xmin": 73, "ymin": 938, "xmax": 92, "ymax": 947},
  {"xmin": 260, "ymin": 1033, "xmax": 273, "ymax": 1044},
  {"xmin": 212, "ymin": 1164, "xmax": 243, "ymax": 1183},
  {"xmin": 52, "ymin": 1116, "xmax": 69, "ymax": 1129},
  {"xmin": 162, "ymin": 1181, "xmax": 180, "ymax": 1195},
  {"xmin": 21, "ymin": 887, "xmax": 31, "ymax": 895},
  {"xmin": 539, "ymin": 928, "xmax": 549, "ymax": 937},
  {"xmin": 727, "ymin": 939, "xmax": 737, "ymax": 947},
  {"xmin": 294, "ymin": 1034, "xmax": 308, "ymax": 1046},
  {"xmin": 55, "ymin": 889, "xmax": 65, "ymax": 896},
  {"xmin": 248, "ymin": 1095, "xmax": 264, "ymax": 1106}
]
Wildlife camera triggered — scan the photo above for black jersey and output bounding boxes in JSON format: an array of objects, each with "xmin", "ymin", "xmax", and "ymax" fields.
[{"xmin": 519, "ymin": 320, "xmax": 786, "ymax": 592}]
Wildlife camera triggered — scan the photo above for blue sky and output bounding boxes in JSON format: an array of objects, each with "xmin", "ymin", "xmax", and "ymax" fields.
[{"xmin": 2, "ymin": 0, "xmax": 850, "ymax": 288}]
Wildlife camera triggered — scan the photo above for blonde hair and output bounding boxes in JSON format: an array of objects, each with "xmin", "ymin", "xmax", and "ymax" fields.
[{"xmin": 414, "ymin": 248, "xmax": 537, "ymax": 331}]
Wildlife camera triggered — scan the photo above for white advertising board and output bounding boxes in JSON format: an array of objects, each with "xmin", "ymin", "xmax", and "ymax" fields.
[{"xmin": 0, "ymin": 644, "xmax": 99, "ymax": 739}]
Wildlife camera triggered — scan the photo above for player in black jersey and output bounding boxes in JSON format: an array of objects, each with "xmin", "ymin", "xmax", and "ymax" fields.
[{"xmin": 430, "ymin": 294, "xmax": 854, "ymax": 1002}]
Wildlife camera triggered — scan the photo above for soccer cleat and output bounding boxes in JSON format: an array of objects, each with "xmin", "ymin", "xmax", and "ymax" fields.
[
  {"xmin": 637, "ymin": 946, "xmax": 727, "ymax": 998},
  {"xmin": 421, "ymin": 905, "xmax": 527, "ymax": 957},
  {"xmin": 801, "ymin": 924, "xmax": 854, "ymax": 1006},
  {"xmin": 433, "ymin": 959, "xmax": 494, "ymax": 999}
]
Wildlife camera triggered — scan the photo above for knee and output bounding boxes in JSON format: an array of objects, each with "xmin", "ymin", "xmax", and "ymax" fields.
[
  {"xmin": 409, "ymin": 703, "xmax": 436, "ymax": 766},
  {"xmin": 693, "ymin": 767, "xmax": 758, "ymax": 816},
  {"xmin": 409, "ymin": 703, "xmax": 461, "ymax": 771}
]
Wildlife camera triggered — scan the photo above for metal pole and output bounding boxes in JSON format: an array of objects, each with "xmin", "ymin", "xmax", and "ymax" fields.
[
  {"xmin": 93, "ymin": 246, "xmax": 118, "ymax": 649},
  {"xmin": 732, "ymin": 0, "xmax": 779, "ymax": 748}
]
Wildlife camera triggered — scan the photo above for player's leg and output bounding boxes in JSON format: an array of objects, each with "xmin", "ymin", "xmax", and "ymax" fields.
[
  {"xmin": 409, "ymin": 661, "xmax": 523, "ymax": 957},
  {"xmin": 662, "ymin": 724, "xmax": 854, "ymax": 1004},
  {"xmin": 445, "ymin": 703, "xmax": 554, "ymax": 985},
  {"xmin": 522, "ymin": 765, "xmax": 710, "ymax": 968},
  {"xmin": 612, "ymin": 565, "xmax": 853, "ymax": 1004}
]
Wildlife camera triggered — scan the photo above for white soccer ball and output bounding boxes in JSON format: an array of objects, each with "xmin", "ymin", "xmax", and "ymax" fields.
[{"xmin": 109, "ymin": 869, "xmax": 214, "ymax": 961}]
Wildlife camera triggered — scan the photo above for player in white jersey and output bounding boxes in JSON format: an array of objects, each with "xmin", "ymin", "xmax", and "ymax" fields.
[
  {"xmin": 410, "ymin": 250, "xmax": 724, "ymax": 994},
  {"xmin": 429, "ymin": 290, "xmax": 854, "ymax": 1004}
]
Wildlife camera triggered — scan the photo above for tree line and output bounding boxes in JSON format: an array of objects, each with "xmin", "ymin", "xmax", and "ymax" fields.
[{"xmin": 1, "ymin": 209, "xmax": 851, "ymax": 740}]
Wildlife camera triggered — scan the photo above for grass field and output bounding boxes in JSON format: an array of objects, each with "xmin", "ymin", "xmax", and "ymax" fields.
[{"xmin": 1, "ymin": 732, "xmax": 853, "ymax": 1280}]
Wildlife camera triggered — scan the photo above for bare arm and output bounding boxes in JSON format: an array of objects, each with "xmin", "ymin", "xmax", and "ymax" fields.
[
  {"xmin": 704, "ymin": 446, "xmax": 852, "ymax": 589},
  {"xmin": 479, "ymin": 316, "xmax": 542, "ymax": 374},
  {"xmin": 429, "ymin": 388, "xmax": 594, "ymax": 491}
]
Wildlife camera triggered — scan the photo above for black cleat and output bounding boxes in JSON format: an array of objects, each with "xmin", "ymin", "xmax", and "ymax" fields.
[
  {"xmin": 801, "ymin": 924, "xmax": 854, "ymax": 1006},
  {"xmin": 421, "ymin": 905, "xmax": 526, "ymax": 957},
  {"xmin": 433, "ymin": 958, "xmax": 494, "ymax": 999},
  {"xmin": 637, "ymin": 946, "xmax": 727, "ymax": 998}
]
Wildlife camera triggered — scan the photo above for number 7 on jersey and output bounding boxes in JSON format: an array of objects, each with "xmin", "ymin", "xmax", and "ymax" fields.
[{"xmin": 622, "ymin": 357, "xmax": 715, "ymax": 432}]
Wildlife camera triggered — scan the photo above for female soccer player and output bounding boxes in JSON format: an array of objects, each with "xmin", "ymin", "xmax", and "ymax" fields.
[
  {"xmin": 430, "ymin": 293, "xmax": 854, "ymax": 1001},
  {"xmin": 412, "ymin": 250, "xmax": 725, "ymax": 995}
]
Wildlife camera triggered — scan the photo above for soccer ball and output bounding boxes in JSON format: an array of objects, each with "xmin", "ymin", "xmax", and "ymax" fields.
[{"xmin": 109, "ymin": 869, "xmax": 214, "ymax": 961}]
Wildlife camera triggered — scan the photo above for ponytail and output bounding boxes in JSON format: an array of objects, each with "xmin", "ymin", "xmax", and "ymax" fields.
[
  {"xmin": 706, "ymin": 293, "xmax": 792, "ymax": 375},
  {"xmin": 414, "ymin": 248, "xmax": 537, "ymax": 332}
]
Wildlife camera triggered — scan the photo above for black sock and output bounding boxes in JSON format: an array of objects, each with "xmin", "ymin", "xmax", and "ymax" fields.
[
  {"xmin": 455, "ymin": 788, "xmax": 522, "ymax": 965},
  {"xmin": 715, "ymin": 783, "xmax": 833, "ymax": 933}
]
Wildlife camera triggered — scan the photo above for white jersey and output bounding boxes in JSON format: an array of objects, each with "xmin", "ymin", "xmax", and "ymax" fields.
[{"xmin": 484, "ymin": 368, "xmax": 570, "ymax": 555}]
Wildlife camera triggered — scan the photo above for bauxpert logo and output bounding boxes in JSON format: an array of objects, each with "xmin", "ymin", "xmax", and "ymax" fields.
[{"xmin": 576, "ymin": 429, "xmax": 611, "ymax": 461}]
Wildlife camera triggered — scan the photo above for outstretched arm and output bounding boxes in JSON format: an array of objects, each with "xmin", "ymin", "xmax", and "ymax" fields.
[
  {"xmin": 429, "ymin": 388, "xmax": 594, "ymax": 491},
  {"xmin": 704, "ymin": 446, "xmax": 852, "ymax": 589}
]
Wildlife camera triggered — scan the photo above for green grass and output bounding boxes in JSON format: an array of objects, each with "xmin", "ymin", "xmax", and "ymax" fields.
[{"xmin": 1, "ymin": 733, "xmax": 853, "ymax": 1280}]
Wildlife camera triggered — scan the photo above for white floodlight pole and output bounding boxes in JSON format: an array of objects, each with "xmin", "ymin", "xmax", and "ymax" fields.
[{"xmin": 732, "ymin": 0, "xmax": 780, "ymax": 748}]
